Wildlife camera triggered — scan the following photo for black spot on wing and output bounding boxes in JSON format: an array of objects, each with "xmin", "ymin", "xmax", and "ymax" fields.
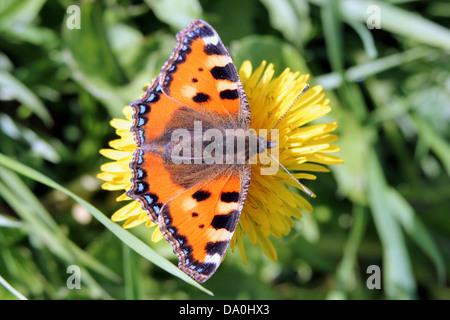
[
  {"xmin": 204, "ymin": 44, "xmax": 226, "ymax": 56},
  {"xmin": 211, "ymin": 210, "xmax": 238, "ymax": 232},
  {"xmin": 205, "ymin": 240, "xmax": 228, "ymax": 256},
  {"xmin": 192, "ymin": 92, "xmax": 211, "ymax": 103},
  {"xmin": 192, "ymin": 190, "xmax": 212, "ymax": 202},
  {"xmin": 210, "ymin": 63, "xmax": 238, "ymax": 82},
  {"xmin": 219, "ymin": 89, "xmax": 239, "ymax": 100},
  {"xmin": 198, "ymin": 25, "xmax": 215, "ymax": 37},
  {"xmin": 220, "ymin": 192, "xmax": 240, "ymax": 203}
]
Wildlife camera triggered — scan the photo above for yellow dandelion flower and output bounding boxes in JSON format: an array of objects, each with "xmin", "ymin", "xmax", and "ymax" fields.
[
  {"xmin": 230, "ymin": 61, "xmax": 343, "ymax": 262},
  {"xmin": 98, "ymin": 60, "xmax": 342, "ymax": 267}
]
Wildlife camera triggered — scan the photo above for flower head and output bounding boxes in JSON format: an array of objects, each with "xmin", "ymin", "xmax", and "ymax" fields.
[
  {"xmin": 98, "ymin": 60, "xmax": 343, "ymax": 264},
  {"xmin": 230, "ymin": 61, "xmax": 343, "ymax": 262}
]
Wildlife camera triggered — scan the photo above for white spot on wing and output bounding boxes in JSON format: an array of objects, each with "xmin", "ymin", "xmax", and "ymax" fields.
[
  {"xmin": 182, "ymin": 197, "xmax": 197, "ymax": 211},
  {"xmin": 204, "ymin": 55, "xmax": 232, "ymax": 69},
  {"xmin": 203, "ymin": 35, "xmax": 219, "ymax": 46},
  {"xmin": 205, "ymin": 253, "xmax": 222, "ymax": 265}
]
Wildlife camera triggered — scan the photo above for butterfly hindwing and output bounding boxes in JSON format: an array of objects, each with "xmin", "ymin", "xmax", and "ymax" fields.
[
  {"xmin": 159, "ymin": 165, "xmax": 250, "ymax": 283},
  {"xmin": 127, "ymin": 149, "xmax": 180, "ymax": 222},
  {"xmin": 127, "ymin": 148, "xmax": 228, "ymax": 222},
  {"xmin": 127, "ymin": 147, "xmax": 251, "ymax": 283},
  {"xmin": 129, "ymin": 77, "xmax": 182, "ymax": 147}
]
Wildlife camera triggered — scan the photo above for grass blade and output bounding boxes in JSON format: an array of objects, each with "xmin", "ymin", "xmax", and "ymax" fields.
[
  {"xmin": 260, "ymin": 0, "xmax": 311, "ymax": 47},
  {"xmin": 0, "ymin": 167, "xmax": 120, "ymax": 284},
  {"xmin": 412, "ymin": 115, "xmax": 450, "ymax": 178},
  {"xmin": 0, "ymin": 71, "xmax": 53, "ymax": 126},
  {"xmin": 0, "ymin": 178, "xmax": 113, "ymax": 299},
  {"xmin": 386, "ymin": 188, "xmax": 446, "ymax": 284},
  {"xmin": 327, "ymin": 205, "xmax": 369, "ymax": 299},
  {"xmin": 123, "ymin": 244, "xmax": 143, "ymax": 300},
  {"xmin": 0, "ymin": 153, "xmax": 213, "ymax": 296},
  {"xmin": 316, "ymin": 47, "xmax": 432, "ymax": 89},
  {"xmin": 0, "ymin": 274, "xmax": 28, "ymax": 300},
  {"xmin": 344, "ymin": 18, "xmax": 378, "ymax": 59},
  {"xmin": 340, "ymin": 0, "xmax": 450, "ymax": 50},
  {"xmin": 310, "ymin": 0, "xmax": 450, "ymax": 50},
  {"xmin": 320, "ymin": 0, "xmax": 344, "ymax": 74},
  {"xmin": 367, "ymin": 150, "xmax": 417, "ymax": 299},
  {"xmin": 144, "ymin": 0, "xmax": 202, "ymax": 31}
]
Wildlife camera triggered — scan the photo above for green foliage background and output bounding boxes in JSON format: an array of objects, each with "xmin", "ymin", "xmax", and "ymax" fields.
[{"xmin": 0, "ymin": 0, "xmax": 449, "ymax": 300}]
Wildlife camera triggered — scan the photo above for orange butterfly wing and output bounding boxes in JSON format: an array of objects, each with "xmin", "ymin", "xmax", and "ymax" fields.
[
  {"xmin": 159, "ymin": 169, "xmax": 249, "ymax": 283},
  {"xmin": 160, "ymin": 19, "xmax": 250, "ymax": 126},
  {"xmin": 127, "ymin": 19, "xmax": 251, "ymax": 283},
  {"xmin": 129, "ymin": 77, "xmax": 182, "ymax": 147}
]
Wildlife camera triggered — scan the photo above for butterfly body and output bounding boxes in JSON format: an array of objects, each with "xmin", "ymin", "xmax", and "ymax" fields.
[{"xmin": 126, "ymin": 20, "xmax": 256, "ymax": 283}]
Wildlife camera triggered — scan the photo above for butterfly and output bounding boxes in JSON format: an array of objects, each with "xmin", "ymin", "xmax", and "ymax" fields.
[{"xmin": 126, "ymin": 19, "xmax": 270, "ymax": 283}]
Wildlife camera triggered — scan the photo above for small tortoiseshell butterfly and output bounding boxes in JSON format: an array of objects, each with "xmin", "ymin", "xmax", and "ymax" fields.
[{"xmin": 126, "ymin": 20, "xmax": 270, "ymax": 283}]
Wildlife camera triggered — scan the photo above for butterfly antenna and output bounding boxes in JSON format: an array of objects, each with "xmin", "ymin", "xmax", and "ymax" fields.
[
  {"xmin": 266, "ymin": 84, "xmax": 309, "ymax": 138},
  {"xmin": 267, "ymin": 151, "xmax": 315, "ymax": 198}
]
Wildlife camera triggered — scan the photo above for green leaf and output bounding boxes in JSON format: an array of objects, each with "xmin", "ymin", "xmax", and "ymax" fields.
[
  {"xmin": 0, "ymin": 71, "xmax": 53, "ymax": 126},
  {"xmin": 107, "ymin": 23, "xmax": 144, "ymax": 79},
  {"xmin": 330, "ymin": 116, "xmax": 370, "ymax": 204},
  {"xmin": 327, "ymin": 205, "xmax": 369, "ymax": 299},
  {"xmin": 0, "ymin": 52, "xmax": 14, "ymax": 71},
  {"xmin": 339, "ymin": 0, "xmax": 450, "ymax": 50},
  {"xmin": 344, "ymin": 18, "xmax": 378, "ymax": 59},
  {"xmin": 385, "ymin": 188, "xmax": 446, "ymax": 284},
  {"xmin": 259, "ymin": 0, "xmax": 312, "ymax": 47},
  {"xmin": 202, "ymin": 0, "xmax": 256, "ymax": 44},
  {"xmin": 231, "ymin": 35, "xmax": 310, "ymax": 75},
  {"xmin": 63, "ymin": 1, "xmax": 127, "ymax": 86},
  {"xmin": 0, "ymin": 0, "xmax": 46, "ymax": 33},
  {"xmin": 0, "ymin": 114, "xmax": 60, "ymax": 163},
  {"xmin": 315, "ymin": 46, "xmax": 432, "ymax": 89},
  {"xmin": 0, "ymin": 170, "xmax": 118, "ymax": 298},
  {"xmin": 123, "ymin": 244, "xmax": 143, "ymax": 300},
  {"xmin": 62, "ymin": 2, "xmax": 168, "ymax": 118},
  {"xmin": 367, "ymin": 150, "xmax": 417, "ymax": 299},
  {"xmin": 144, "ymin": 0, "xmax": 202, "ymax": 31},
  {"xmin": 320, "ymin": 0, "xmax": 344, "ymax": 74},
  {"xmin": 0, "ymin": 214, "xmax": 24, "ymax": 229},
  {"xmin": 412, "ymin": 114, "xmax": 450, "ymax": 178}
]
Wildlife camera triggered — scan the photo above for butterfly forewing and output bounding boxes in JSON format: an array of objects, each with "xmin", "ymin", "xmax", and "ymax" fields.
[{"xmin": 160, "ymin": 19, "xmax": 250, "ymax": 128}]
